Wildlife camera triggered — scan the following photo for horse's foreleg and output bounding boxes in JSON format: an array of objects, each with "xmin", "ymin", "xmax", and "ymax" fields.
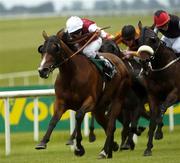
[
  {"xmin": 74, "ymin": 110, "xmax": 85, "ymax": 156},
  {"xmin": 118, "ymin": 111, "xmax": 131, "ymax": 150},
  {"xmin": 144, "ymin": 99, "xmax": 158, "ymax": 156},
  {"xmin": 120, "ymin": 124, "xmax": 131, "ymax": 150},
  {"xmin": 144, "ymin": 115, "xmax": 156, "ymax": 156},
  {"xmin": 35, "ymin": 99, "xmax": 65, "ymax": 150},
  {"xmin": 74, "ymin": 96, "xmax": 95, "ymax": 156},
  {"xmin": 100, "ymin": 99, "xmax": 122, "ymax": 158},
  {"xmin": 89, "ymin": 114, "xmax": 96, "ymax": 142},
  {"xmin": 155, "ymin": 121, "xmax": 164, "ymax": 140},
  {"xmin": 155, "ymin": 89, "xmax": 178, "ymax": 140},
  {"xmin": 159, "ymin": 88, "xmax": 178, "ymax": 118}
]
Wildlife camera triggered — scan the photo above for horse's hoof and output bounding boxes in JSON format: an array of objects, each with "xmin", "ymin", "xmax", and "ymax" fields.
[
  {"xmin": 89, "ymin": 134, "xmax": 96, "ymax": 143},
  {"xmin": 74, "ymin": 146, "xmax": 85, "ymax": 156},
  {"xmin": 120, "ymin": 144, "xmax": 130, "ymax": 151},
  {"xmin": 138, "ymin": 126, "xmax": 146, "ymax": 132},
  {"xmin": 143, "ymin": 149, "xmax": 152, "ymax": 156},
  {"xmin": 112, "ymin": 142, "xmax": 119, "ymax": 152},
  {"xmin": 136, "ymin": 126, "xmax": 146, "ymax": 136},
  {"xmin": 155, "ymin": 131, "xmax": 163, "ymax": 140},
  {"xmin": 98, "ymin": 150, "xmax": 107, "ymax": 159},
  {"xmin": 129, "ymin": 142, "xmax": 135, "ymax": 150},
  {"xmin": 66, "ymin": 139, "xmax": 74, "ymax": 145},
  {"xmin": 35, "ymin": 142, "xmax": 47, "ymax": 150}
]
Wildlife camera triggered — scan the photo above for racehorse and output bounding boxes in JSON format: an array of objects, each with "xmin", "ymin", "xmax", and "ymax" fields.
[
  {"xmin": 66, "ymin": 39, "xmax": 151, "ymax": 150},
  {"xmin": 101, "ymin": 39, "xmax": 164, "ymax": 149},
  {"xmin": 35, "ymin": 30, "xmax": 131, "ymax": 158},
  {"xmin": 137, "ymin": 23, "xmax": 180, "ymax": 156}
]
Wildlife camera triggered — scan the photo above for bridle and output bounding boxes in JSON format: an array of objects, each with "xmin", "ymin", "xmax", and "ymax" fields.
[{"xmin": 140, "ymin": 27, "xmax": 180, "ymax": 72}]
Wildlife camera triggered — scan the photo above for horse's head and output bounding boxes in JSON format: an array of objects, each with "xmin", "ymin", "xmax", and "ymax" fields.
[
  {"xmin": 38, "ymin": 31, "xmax": 64, "ymax": 78},
  {"xmin": 137, "ymin": 21, "xmax": 160, "ymax": 61}
]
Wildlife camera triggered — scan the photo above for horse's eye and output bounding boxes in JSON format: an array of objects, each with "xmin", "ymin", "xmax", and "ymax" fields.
[
  {"xmin": 150, "ymin": 37, "xmax": 156, "ymax": 43},
  {"xmin": 53, "ymin": 43, "xmax": 60, "ymax": 52},
  {"xmin": 38, "ymin": 45, "xmax": 43, "ymax": 53}
]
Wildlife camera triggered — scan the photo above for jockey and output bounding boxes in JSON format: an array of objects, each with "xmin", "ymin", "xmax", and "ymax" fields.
[
  {"xmin": 153, "ymin": 10, "xmax": 180, "ymax": 54},
  {"xmin": 114, "ymin": 25, "xmax": 144, "ymax": 77},
  {"xmin": 114, "ymin": 25, "xmax": 140, "ymax": 59},
  {"xmin": 66, "ymin": 16, "xmax": 115, "ymax": 80}
]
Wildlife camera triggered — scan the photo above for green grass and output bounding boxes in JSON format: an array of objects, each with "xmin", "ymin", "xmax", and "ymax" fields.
[
  {"xmin": 0, "ymin": 17, "xmax": 66, "ymax": 74},
  {"xmin": 0, "ymin": 126, "xmax": 180, "ymax": 163}
]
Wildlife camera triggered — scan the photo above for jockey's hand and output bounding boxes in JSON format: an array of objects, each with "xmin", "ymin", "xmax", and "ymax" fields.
[
  {"xmin": 123, "ymin": 50, "xmax": 134, "ymax": 59},
  {"xmin": 95, "ymin": 29, "xmax": 101, "ymax": 36},
  {"xmin": 105, "ymin": 34, "xmax": 114, "ymax": 40}
]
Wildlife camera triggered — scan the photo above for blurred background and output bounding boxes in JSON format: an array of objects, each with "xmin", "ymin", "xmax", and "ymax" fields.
[{"xmin": 0, "ymin": 0, "xmax": 179, "ymax": 17}]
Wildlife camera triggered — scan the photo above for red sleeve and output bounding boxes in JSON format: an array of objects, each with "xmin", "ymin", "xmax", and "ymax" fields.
[{"xmin": 81, "ymin": 18, "xmax": 95, "ymax": 34}]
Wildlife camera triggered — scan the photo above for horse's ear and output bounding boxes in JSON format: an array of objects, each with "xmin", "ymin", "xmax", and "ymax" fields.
[
  {"xmin": 42, "ymin": 30, "xmax": 48, "ymax": 40},
  {"xmin": 138, "ymin": 21, "xmax": 143, "ymax": 32},
  {"xmin": 150, "ymin": 24, "xmax": 155, "ymax": 30},
  {"xmin": 56, "ymin": 28, "xmax": 64, "ymax": 39}
]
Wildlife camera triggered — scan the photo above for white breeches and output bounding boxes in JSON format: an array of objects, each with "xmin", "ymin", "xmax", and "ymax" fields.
[
  {"xmin": 161, "ymin": 36, "xmax": 180, "ymax": 53},
  {"xmin": 83, "ymin": 37, "xmax": 102, "ymax": 58}
]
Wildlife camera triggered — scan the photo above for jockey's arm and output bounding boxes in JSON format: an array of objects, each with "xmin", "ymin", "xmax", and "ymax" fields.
[
  {"xmin": 154, "ymin": 27, "xmax": 159, "ymax": 34},
  {"xmin": 123, "ymin": 49, "xmax": 139, "ymax": 59},
  {"xmin": 88, "ymin": 24, "xmax": 114, "ymax": 39},
  {"xmin": 113, "ymin": 32, "xmax": 123, "ymax": 44}
]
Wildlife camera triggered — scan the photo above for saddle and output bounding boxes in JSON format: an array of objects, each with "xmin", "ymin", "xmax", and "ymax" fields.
[{"xmin": 90, "ymin": 56, "xmax": 117, "ymax": 81}]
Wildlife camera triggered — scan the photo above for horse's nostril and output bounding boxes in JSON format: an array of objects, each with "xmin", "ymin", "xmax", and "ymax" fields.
[{"xmin": 38, "ymin": 67, "xmax": 50, "ymax": 79}]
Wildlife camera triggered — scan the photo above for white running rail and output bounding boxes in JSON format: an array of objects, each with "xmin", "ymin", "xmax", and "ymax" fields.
[{"xmin": 0, "ymin": 70, "xmax": 58, "ymax": 86}]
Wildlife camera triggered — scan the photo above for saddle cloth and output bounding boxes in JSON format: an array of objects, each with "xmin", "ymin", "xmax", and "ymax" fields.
[{"xmin": 90, "ymin": 57, "xmax": 117, "ymax": 81}]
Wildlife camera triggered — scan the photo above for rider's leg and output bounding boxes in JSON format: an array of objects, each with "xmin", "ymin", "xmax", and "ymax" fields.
[
  {"xmin": 83, "ymin": 37, "xmax": 116, "ymax": 79},
  {"xmin": 172, "ymin": 36, "xmax": 180, "ymax": 54}
]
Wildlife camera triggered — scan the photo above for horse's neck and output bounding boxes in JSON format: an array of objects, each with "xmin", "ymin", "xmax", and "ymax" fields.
[
  {"xmin": 60, "ymin": 57, "xmax": 77, "ymax": 76},
  {"xmin": 59, "ymin": 54, "xmax": 86, "ymax": 80},
  {"xmin": 151, "ymin": 45, "xmax": 176, "ymax": 68}
]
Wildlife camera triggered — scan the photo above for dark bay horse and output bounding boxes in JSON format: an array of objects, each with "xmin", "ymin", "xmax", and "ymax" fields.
[
  {"xmin": 101, "ymin": 39, "xmax": 164, "ymax": 149},
  {"xmin": 35, "ymin": 31, "xmax": 131, "ymax": 158},
  {"xmin": 137, "ymin": 24, "xmax": 180, "ymax": 156},
  {"xmin": 101, "ymin": 40, "xmax": 151, "ymax": 149}
]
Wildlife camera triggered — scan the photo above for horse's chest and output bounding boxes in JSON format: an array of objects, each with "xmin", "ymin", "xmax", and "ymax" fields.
[
  {"xmin": 60, "ymin": 92, "xmax": 81, "ymax": 109},
  {"xmin": 145, "ymin": 74, "xmax": 174, "ymax": 99},
  {"xmin": 61, "ymin": 91, "xmax": 80, "ymax": 102}
]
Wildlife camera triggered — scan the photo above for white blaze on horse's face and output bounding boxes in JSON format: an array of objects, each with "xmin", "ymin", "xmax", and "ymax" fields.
[
  {"xmin": 40, "ymin": 53, "xmax": 48, "ymax": 69},
  {"xmin": 38, "ymin": 52, "xmax": 55, "ymax": 79},
  {"xmin": 39, "ymin": 53, "xmax": 54, "ymax": 70}
]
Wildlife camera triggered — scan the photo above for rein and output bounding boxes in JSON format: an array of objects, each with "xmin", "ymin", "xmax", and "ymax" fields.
[{"xmin": 149, "ymin": 56, "xmax": 180, "ymax": 72}]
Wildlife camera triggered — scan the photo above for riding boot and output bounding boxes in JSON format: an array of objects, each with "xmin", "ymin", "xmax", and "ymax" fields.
[{"xmin": 95, "ymin": 55, "xmax": 116, "ymax": 80}]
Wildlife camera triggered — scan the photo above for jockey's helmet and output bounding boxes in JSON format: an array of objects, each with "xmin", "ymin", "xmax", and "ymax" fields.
[
  {"xmin": 66, "ymin": 16, "xmax": 83, "ymax": 34},
  {"xmin": 121, "ymin": 25, "xmax": 136, "ymax": 41},
  {"xmin": 154, "ymin": 10, "xmax": 170, "ymax": 28}
]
